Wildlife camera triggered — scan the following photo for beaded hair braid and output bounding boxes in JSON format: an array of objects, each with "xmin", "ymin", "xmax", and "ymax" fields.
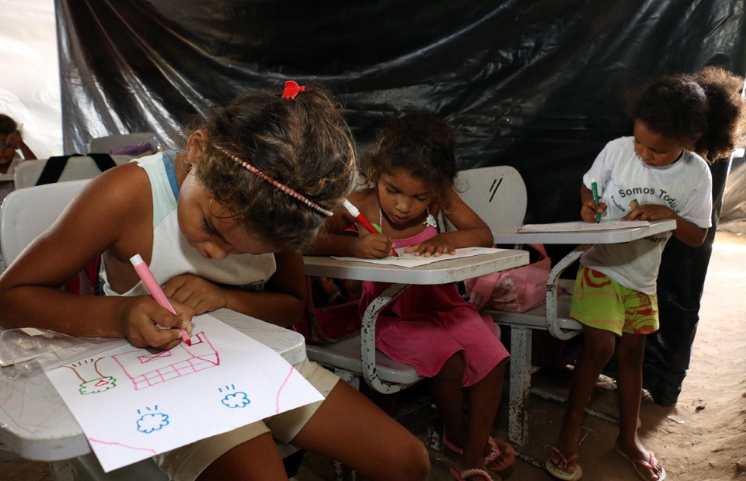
[{"xmin": 213, "ymin": 145, "xmax": 334, "ymax": 217}]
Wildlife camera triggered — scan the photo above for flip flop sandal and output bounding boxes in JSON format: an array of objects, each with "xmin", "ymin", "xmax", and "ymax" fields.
[
  {"xmin": 449, "ymin": 467, "xmax": 499, "ymax": 481},
  {"xmin": 443, "ymin": 434, "xmax": 464, "ymax": 455},
  {"xmin": 545, "ymin": 447, "xmax": 583, "ymax": 480},
  {"xmin": 616, "ymin": 448, "xmax": 666, "ymax": 481},
  {"xmin": 444, "ymin": 435, "xmax": 515, "ymax": 473},
  {"xmin": 484, "ymin": 437, "xmax": 515, "ymax": 473}
]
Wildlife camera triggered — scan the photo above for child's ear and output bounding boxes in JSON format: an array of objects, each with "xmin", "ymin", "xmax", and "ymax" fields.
[{"xmin": 186, "ymin": 129, "xmax": 208, "ymax": 164}]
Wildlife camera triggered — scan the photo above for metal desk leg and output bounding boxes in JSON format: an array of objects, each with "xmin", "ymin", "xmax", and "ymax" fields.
[
  {"xmin": 546, "ymin": 245, "xmax": 588, "ymax": 340},
  {"xmin": 360, "ymin": 283, "xmax": 410, "ymax": 394},
  {"xmin": 509, "ymin": 327, "xmax": 532, "ymax": 446}
]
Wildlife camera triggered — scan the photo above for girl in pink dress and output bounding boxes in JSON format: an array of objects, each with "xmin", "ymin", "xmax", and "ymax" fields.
[{"xmin": 309, "ymin": 114, "xmax": 514, "ymax": 481}]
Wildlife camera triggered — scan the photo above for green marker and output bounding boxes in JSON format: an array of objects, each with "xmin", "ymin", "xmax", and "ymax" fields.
[{"xmin": 591, "ymin": 179, "xmax": 600, "ymax": 223}]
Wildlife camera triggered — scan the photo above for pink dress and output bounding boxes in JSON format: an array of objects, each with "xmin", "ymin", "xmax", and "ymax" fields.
[{"xmin": 358, "ymin": 216, "xmax": 510, "ymax": 387}]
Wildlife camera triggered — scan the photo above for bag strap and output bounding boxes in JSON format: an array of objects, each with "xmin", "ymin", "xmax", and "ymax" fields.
[
  {"xmin": 468, "ymin": 270, "xmax": 502, "ymax": 308},
  {"xmin": 527, "ymin": 243, "xmax": 548, "ymax": 259},
  {"xmin": 36, "ymin": 154, "xmax": 79, "ymax": 185},
  {"xmin": 88, "ymin": 153, "xmax": 117, "ymax": 172},
  {"xmin": 36, "ymin": 153, "xmax": 117, "ymax": 186}
]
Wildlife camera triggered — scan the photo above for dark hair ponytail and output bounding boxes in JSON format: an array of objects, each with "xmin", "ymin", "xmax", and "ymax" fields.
[
  {"xmin": 693, "ymin": 67, "xmax": 746, "ymax": 161},
  {"xmin": 628, "ymin": 66, "xmax": 745, "ymax": 162}
]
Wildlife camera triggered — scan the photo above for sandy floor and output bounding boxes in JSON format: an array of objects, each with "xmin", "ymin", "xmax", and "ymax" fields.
[{"xmin": 3, "ymin": 232, "xmax": 745, "ymax": 481}]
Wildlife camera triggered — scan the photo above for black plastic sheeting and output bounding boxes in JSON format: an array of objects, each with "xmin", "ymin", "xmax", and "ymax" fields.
[{"xmin": 56, "ymin": 0, "xmax": 746, "ymax": 405}]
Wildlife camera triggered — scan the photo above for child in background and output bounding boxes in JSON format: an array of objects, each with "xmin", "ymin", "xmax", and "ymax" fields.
[
  {"xmin": 0, "ymin": 114, "xmax": 37, "ymax": 201},
  {"xmin": 547, "ymin": 67, "xmax": 746, "ymax": 481},
  {"xmin": 309, "ymin": 115, "xmax": 515, "ymax": 481},
  {"xmin": 0, "ymin": 114, "xmax": 36, "ymax": 172},
  {"xmin": 0, "ymin": 85, "xmax": 429, "ymax": 481}
]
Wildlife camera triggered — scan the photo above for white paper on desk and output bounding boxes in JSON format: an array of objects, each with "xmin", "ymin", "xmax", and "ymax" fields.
[
  {"xmin": 517, "ymin": 220, "xmax": 650, "ymax": 233},
  {"xmin": 46, "ymin": 314, "xmax": 322, "ymax": 473},
  {"xmin": 332, "ymin": 247, "xmax": 503, "ymax": 267}
]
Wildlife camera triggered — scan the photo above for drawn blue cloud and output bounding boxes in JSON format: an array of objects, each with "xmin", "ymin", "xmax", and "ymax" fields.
[
  {"xmin": 222, "ymin": 392, "xmax": 250, "ymax": 408},
  {"xmin": 137, "ymin": 412, "xmax": 170, "ymax": 433}
]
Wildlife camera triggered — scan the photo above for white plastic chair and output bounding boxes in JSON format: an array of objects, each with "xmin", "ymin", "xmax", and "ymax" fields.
[
  {"xmin": 0, "ymin": 180, "xmax": 89, "ymax": 266},
  {"xmin": 87, "ymin": 133, "xmax": 160, "ymax": 155},
  {"xmin": 13, "ymin": 156, "xmax": 132, "ymax": 190}
]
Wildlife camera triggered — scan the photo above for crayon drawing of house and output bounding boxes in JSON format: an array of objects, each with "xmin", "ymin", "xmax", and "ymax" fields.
[{"xmin": 112, "ymin": 332, "xmax": 219, "ymax": 391}]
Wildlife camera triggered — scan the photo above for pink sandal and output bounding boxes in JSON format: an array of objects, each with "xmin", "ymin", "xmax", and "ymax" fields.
[
  {"xmin": 443, "ymin": 435, "xmax": 515, "ymax": 473},
  {"xmin": 616, "ymin": 448, "xmax": 666, "ymax": 481},
  {"xmin": 450, "ymin": 467, "xmax": 498, "ymax": 481}
]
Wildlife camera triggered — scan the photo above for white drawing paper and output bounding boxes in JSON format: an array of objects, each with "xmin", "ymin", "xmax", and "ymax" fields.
[
  {"xmin": 518, "ymin": 220, "xmax": 651, "ymax": 233},
  {"xmin": 332, "ymin": 247, "xmax": 504, "ymax": 267},
  {"xmin": 46, "ymin": 314, "xmax": 322, "ymax": 472}
]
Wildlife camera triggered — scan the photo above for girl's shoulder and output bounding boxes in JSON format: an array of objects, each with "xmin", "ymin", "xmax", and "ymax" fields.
[{"xmin": 75, "ymin": 163, "xmax": 153, "ymax": 230}]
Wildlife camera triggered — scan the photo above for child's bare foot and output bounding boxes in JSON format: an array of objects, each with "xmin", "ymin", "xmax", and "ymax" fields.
[{"xmin": 615, "ymin": 437, "xmax": 665, "ymax": 481}]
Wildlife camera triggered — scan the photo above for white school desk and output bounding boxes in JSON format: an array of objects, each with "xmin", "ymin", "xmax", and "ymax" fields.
[
  {"xmin": 0, "ymin": 308, "xmax": 306, "ymax": 463},
  {"xmin": 490, "ymin": 219, "xmax": 677, "ymax": 446},
  {"xmin": 303, "ymin": 249, "xmax": 530, "ymax": 394}
]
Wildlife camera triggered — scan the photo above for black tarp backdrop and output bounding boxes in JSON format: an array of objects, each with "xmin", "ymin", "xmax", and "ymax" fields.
[{"xmin": 56, "ymin": 0, "xmax": 746, "ymax": 405}]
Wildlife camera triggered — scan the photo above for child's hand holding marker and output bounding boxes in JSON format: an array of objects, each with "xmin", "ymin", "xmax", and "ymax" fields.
[
  {"xmin": 129, "ymin": 254, "xmax": 193, "ymax": 348},
  {"xmin": 119, "ymin": 296, "xmax": 194, "ymax": 350},
  {"xmin": 343, "ymin": 200, "xmax": 399, "ymax": 258},
  {"xmin": 581, "ymin": 179, "xmax": 608, "ymax": 223},
  {"xmin": 352, "ymin": 232, "xmax": 396, "ymax": 258}
]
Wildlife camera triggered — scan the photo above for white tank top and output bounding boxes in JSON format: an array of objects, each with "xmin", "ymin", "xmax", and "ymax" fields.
[{"xmin": 100, "ymin": 152, "xmax": 276, "ymax": 297}]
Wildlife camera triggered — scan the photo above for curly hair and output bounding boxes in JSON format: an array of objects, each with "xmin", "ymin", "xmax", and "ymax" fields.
[
  {"xmin": 628, "ymin": 66, "xmax": 746, "ymax": 162},
  {"xmin": 185, "ymin": 85, "xmax": 356, "ymax": 251},
  {"xmin": 0, "ymin": 115, "xmax": 17, "ymax": 135},
  {"xmin": 360, "ymin": 114, "xmax": 457, "ymax": 206}
]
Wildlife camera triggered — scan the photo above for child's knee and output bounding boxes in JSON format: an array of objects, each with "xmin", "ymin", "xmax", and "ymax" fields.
[
  {"xmin": 389, "ymin": 437, "xmax": 430, "ymax": 481},
  {"xmin": 584, "ymin": 338, "xmax": 615, "ymax": 364},
  {"xmin": 615, "ymin": 340, "xmax": 645, "ymax": 364}
]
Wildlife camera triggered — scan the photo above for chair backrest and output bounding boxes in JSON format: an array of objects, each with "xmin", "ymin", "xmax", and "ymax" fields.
[
  {"xmin": 87, "ymin": 132, "xmax": 161, "ymax": 154},
  {"xmin": 13, "ymin": 155, "xmax": 132, "ymax": 190},
  {"xmin": 0, "ymin": 180, "xmax": 89, "ymax": 266},
  {"xmin": 446, "ymin": 165, "xmax": 528, "ymax": 233}
]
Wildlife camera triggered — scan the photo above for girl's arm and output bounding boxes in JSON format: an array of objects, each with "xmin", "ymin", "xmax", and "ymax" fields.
[
  {"xmin": 405, "ymin": 190, "xmax": 493, "ymax": 256},
  {"xmin": 219, "ymin": 251, "xmax": 306, "ymax": 327},
  {"xmin": 0, "ymin": 166, "xmax": 190, "ymax": 349},
  {"xmin": 306, "ymin": 189, "xmax": 394, "ymax": 258},
  {"xmin": 622, "ymin": 205, "xmax": 707, "ymax": 247}
]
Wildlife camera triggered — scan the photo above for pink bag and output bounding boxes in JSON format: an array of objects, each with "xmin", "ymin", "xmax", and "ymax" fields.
[{"xmin": 465, "ymin": 244, "xmax": 551, "ymax": 313}]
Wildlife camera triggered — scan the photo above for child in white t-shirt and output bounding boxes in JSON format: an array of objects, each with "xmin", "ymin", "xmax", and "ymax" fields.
[{"xmin": 547, "ymin": 67, "xmax": 746, "ymax": 481}]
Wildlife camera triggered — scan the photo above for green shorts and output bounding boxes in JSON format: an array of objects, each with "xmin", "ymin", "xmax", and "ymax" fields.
[{"xmin": 569, "ymin": 265, "xmax": 659, "ymax": 336}]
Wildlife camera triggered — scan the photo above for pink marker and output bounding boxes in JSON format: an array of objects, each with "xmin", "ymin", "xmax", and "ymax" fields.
[{"xmin": 129, "ymin": 254, "xmax": 191, "ymax": 345}]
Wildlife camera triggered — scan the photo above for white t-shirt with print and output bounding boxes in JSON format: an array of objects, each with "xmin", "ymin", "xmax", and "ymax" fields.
[{"xmin": 580, "ymin": 136, "xmax": 712, "ymax": 295}]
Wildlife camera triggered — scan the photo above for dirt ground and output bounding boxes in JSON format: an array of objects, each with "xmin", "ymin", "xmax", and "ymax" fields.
[{"xmin": 3, "ymin": 231, "xmax": 745, "ymax": 481}]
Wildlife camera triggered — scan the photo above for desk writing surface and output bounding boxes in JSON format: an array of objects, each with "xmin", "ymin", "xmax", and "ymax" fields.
[
  {"xmin": 492, "ymin": 219, "xmax": 676, "ymax": 245},
  {"xmin": 0, "ymin": 309, "xmax": 305, "ymax": 462},
  {"xmin": 304, "ymin": 249, "xmax": 529, "ymax": 284}
]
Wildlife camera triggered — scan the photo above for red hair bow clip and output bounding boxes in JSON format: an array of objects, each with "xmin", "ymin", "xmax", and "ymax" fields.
[{"xmin": 282, "ymin": 80, "xmax": 305, "ymax": 99}]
